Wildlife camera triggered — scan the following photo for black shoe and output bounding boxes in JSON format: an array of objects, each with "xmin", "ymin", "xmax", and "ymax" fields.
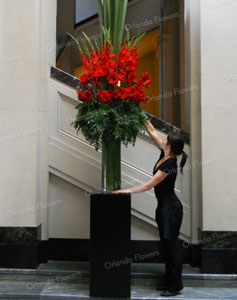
[
  {"xmin": 160, "ymin": 290, "xmax": 182, "ymax": 297},
  {"xmin": 177, "ymin": 283, "xmax": 184, "ymax": 291},
  {"xmin": 172, "ymin": 283, "xmax": 184, "ymax": 292}
]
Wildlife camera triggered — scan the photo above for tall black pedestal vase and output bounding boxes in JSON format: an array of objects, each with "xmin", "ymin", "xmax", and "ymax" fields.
[{"xmin": 90, "ymin": 192, "xmax": 131, "ymax": 298}]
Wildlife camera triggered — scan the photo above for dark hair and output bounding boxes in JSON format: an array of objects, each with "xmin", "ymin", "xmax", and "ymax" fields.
[{"xmin": 167, "ymin": 134, "xmax": 188, "ymax": 175}]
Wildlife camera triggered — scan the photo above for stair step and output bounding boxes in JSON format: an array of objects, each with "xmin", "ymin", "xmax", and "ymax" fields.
[
  {"xmin": 0, "ymin": 261, "xmax": 236, "ymax": 288},
  {"xmin": 0, "ymin": 262, "xmax": 236, "ymax": 299},
  {"xmin": 0, "ymin": 273, "xmax": 236, "ymax": 289},
  {"xmin": 0, "ymin": 281, "xmax": 236, "ymax": 300}
]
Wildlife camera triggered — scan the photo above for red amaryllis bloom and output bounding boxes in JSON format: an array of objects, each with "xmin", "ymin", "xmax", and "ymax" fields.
[
  {"xmin": 141, "ymin": 72, "xmax": 151, "ymax": 88},
  {"xmin": 128, "ymin": 87, "xmax": 138, "ymax": 98},
  {"xmin": 124, "ymin": 58, "xmax": 136, "ymax": 72},
  {"xmin": 107, "ymin": 59, "xmax": 117, "ymax": 71},
  {"xmin": 77, "ymin": 89, "xmax": 92, "ymax": 103},
  {"xmin": 80, "ymin": 73, "xmax": 90, "ymax": 86},
  {"xmin": 107, "ymin": 72, "xmax": 120, "ymax": 85},
  {"xmin": 136, "ymin": 90, "xmax": 146, "ymax": 104},
  {"xmin": 94, "ymin": 67, "xmax": 107, "ymax": 78},
  {"xmin": 119, "ymin": 71, "xmax": 126, "ymax": 82},
  {"xmin": 127, "ymin": 72, "xmax": 137, "ymax": 84},
  {"xmin": 144, "ymin": 79, "xmax": 151, "ymax": 88},
  {"xmin": 77, "ymin": 90, "xmax": 83, "ymax": 101},
  {"xmin": 83, "ymin": 90, "xmax": 93, "ymax": 102},
  {"xmin": 98, "ymin": 90, "xmax": 112, "ymax": 103},
  {"xmin": 118, "ymin": 87, "xmax": 129, "ymax": 99},
  {"xmin": 129, "ymin": 88, "xmax": 141, "ymax": 104},
  {"xmin": 118, "ymin": 47, "xmax": 129, "ymax": 64},
  {"xmin": 128, "ymin": 86, "xmax": 147, "ymax": 104},
  {"xmin": 111, "ymin": 89, "xmax": 119, "ymax": 99}
]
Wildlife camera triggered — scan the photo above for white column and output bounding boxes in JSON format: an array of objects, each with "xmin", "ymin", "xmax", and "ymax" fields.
[
  {"xmin": 200, "ymin": 0, "xmax": 237, "ymax": 231},
  {"xmin": 0, "ymin": 0, "xmax": 56, "ymax": 239},
  {"xmin": 184, "ymin": 0, "xmax": 202, "ymax": 240}
]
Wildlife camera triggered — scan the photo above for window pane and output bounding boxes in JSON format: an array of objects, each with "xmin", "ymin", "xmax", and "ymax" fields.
[{"xmin": 75, "ymin": 0, "xmax": 97, "ymax": 24}]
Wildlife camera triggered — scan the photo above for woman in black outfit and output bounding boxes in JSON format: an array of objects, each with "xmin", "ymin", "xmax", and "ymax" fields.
[{"xmin": 113, "ymin": 119, "xmax": 188, "ymax": 297}]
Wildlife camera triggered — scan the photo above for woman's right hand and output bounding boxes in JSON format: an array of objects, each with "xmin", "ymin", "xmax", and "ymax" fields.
[{"xmin": 143, "ymin": 120, "xmax": 163, "ymax": 150}]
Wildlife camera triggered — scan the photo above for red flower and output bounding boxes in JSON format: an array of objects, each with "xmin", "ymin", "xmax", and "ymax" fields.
[
  {"xmin": 144, "ymin": 79, "xmax": 151, "ymax": 88},
  {"xmin": 81, "ymin": 55, "xmax": 92, "ymax": 73},
  {"xmin": 83, "ymin": 90, "xmax": 93, "ymax": 103},
  {"xmin": 137, "ymin": 79, "xmax": 143, "ymax": 89},
  {"xmin": 98, "ymin": 90, "xmax": 112, "ymax": 103},
  {"xmin": 94, "ymin": 67, "xmax": 107, "ymax": 78},
  {"xmin": 141, "ymin": 72, "xmax": 148, "ymax": 80},
  {"xmin": 124, "ymin": 58, "xmax": 136, "ymax": 72},
  {"xmin": 77, "ymin": 89, "xmax": 92, "ymax": 103},
  {"xmin": 118, "ymin": 87, "xmax": 129, "ymax": 99},
  {"xmin": 128, "ymin": 72, "xmax": 137, "ymax": 84},
  {"xmin": 141, "ymin": 72, "xmax": 151, "ymax": 88},
  {"xmin": 107, "ymin": 59, "xmax": 117, "ymax": 71},
  {"xmin": 119, "ymin": 71, "xmax": 126, "ymax": 82},
  {"xmin": 111, "ymin": 89, "xmax": 119, "ymax": 99},
  {"xmin": 80, "ymin": 73, "xmax": 90, "ymax": 86},
  {"xmin": 129, "ymin": 89, "xmax": 140, "ymax": 104},
  {"xmin": 136, "ymin": 90, "xmax": 146, "ymax": 104},
  {"xmin": 77, "ymin": 90, "xmax": 83, "ymax": 101},
  {"xmin": 107, "ymin": 72, "xmax": 120, "ymax": 85},
  {"xmin": 128, "ymin": 87, "xmax": 146, "ymax": 104},
  {"xmin": 128, "ymin": 87, "xmax": 137, "ymax": 98}
]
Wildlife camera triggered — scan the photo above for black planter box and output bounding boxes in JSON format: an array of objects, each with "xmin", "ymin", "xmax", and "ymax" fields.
[{"xmin": 90, "ymin": 192, "xmax": 131, "ymax": 298}]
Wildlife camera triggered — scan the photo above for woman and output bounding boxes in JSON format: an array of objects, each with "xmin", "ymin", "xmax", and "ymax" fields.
[{"xmin": 113, "ymin": 119, "xmax": 188, "ymax": 297}]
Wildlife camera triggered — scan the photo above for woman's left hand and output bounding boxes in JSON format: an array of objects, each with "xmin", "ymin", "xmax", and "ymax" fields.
[{"xmin": 112, "ymin": 189, "xmax": 131, "ymax": 194}]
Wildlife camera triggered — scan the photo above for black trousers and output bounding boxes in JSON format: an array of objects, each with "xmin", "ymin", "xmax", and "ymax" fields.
[{"xmin": 155, "ymin": 194, "xmax": 183, "ymax": 291}]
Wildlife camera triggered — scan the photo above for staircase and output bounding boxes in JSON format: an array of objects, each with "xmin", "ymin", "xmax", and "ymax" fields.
[
  {"xmin": 0, "ymin": 261, "xmax": 236, "ymax": 299},
  {"xmin": 49, "ymin": 66, "xmax": 191, "ymax": 244}
]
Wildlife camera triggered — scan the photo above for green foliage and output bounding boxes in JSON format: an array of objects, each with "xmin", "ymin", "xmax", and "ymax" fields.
[{"xmin": 71, "ymin": 98, "xmax": 148, "ymax": 151}]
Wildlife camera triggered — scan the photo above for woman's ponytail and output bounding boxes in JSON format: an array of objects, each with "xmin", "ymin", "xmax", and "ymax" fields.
[{"xmin": 167, "ymin": 133, "xmax": 187, "ymax": 174}]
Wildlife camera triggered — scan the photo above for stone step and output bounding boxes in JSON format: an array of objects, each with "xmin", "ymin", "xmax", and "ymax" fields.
[
  {"xmin": 0, "ymin": 261, "xmax": 236, "ymax": 288},
  {"xmin": 0, "ymin": 261, "xmax": 236, "ymax": 299},
  {"xmin": 0, "ymin": 281, "xmax": 236, "ymax": 300},
  {"xmin": 0, "ymin": 270, "xmax": 236, "ymax": 289}
]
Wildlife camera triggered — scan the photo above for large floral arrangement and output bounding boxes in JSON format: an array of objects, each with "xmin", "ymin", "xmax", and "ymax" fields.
[
  {"xmin": 71, "ymin": 32, "xmax": 151, "ymax": 151},
  {"xmin": 68, "ymin": 0, "xmax": 151, "ymax": 191}
]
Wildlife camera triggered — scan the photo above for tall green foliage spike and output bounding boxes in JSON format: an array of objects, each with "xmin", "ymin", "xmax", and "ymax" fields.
[{"xmin": 96, "ymin": 0, "xmax": 128, "ymax": 53}]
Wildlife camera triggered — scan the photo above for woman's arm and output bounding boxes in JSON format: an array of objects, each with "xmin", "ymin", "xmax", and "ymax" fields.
[
  {"xmin": 112, "ymin": 170, "xmax": 169, "ymax": 194},
  {"xmin": 144, "ymin": 120, "xmax": 163, "ymax": 150}
]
